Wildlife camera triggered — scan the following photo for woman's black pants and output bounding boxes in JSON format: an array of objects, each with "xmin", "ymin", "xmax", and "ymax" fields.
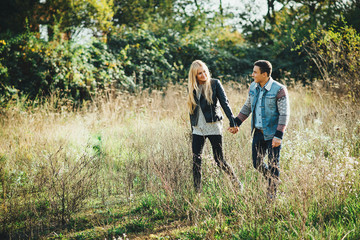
[{"xmin": 192, "ymin": 134, "xmax": 238, "ymax": 192}]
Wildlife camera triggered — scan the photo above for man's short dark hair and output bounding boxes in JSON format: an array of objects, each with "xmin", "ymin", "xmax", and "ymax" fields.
[{"xmin": 254, "ymin": 60, "xmax": 272, "ymax": 77}]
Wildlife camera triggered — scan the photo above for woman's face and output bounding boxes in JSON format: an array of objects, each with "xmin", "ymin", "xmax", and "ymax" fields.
[{"xmin": 196, "ymin": 66, "xmax": 207, "ymax": 84}]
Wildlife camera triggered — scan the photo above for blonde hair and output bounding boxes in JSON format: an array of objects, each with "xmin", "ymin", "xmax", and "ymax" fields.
[{"xmin": 187, "ymin": 60, "xmax": 213, "ymax": 114}]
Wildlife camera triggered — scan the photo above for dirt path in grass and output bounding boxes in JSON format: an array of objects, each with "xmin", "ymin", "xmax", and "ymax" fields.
[{"xmin": 126, "ymin": 220, "xmax": 192, "ymax": 239}]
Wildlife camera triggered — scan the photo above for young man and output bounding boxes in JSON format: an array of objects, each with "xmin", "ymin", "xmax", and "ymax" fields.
[{"xmin": 232, "ymin": 60, "xmax": 290, "ymax": 200}]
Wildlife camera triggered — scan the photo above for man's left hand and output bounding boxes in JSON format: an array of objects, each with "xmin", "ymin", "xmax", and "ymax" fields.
[
  {"xmin": 228, "ymin": 127, "xmax": 239, "ymax": 134},
  {"xmin": 272, "ymin": 137, "xmax": 281, "ymax": 148}
]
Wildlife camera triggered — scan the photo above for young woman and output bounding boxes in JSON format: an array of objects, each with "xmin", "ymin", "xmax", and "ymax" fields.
[{"xmin": 187, "ymin": 60, "xmax": 242, "ymax": 193}]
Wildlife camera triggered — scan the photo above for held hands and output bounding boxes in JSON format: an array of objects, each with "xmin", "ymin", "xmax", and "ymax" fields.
[
  {"xmin": 272, "ymin": 137, "xmax": 281, "ymax": 148},
  {"xmin": 227, "ymin": 127, "xmax": 239, "ymax": 134}
]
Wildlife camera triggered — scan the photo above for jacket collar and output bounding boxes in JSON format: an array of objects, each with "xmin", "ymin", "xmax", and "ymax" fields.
[{"xmin": 255, "ymin": 77, "xmax": 274, "ymax": 91}]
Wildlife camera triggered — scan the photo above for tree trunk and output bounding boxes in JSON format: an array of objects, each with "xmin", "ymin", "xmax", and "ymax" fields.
[
  {"xmin": 266, "ymin": 0, "xmax": 275, "ymax": 24},
  {"xmin": 219, "ymin": 0, "xmax": 223, "ymax": 26},
  {"xmin": 194, "ymin": 0, "xmax": 199, "ymax": 10}
]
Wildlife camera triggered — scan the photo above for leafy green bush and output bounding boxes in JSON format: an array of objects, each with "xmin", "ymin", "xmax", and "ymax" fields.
[
  {"xmin": 299, "ymin": 21, "xmax": 360, "ymax": 101},
  {"xmin": 0, "ymin": 32, "xmax": 132, "ymax": 103},
  {"xmin": 108, "ymin": 29, "xmax": 179, "ymax": 89},
  {"xmin": 1, "ymin": 27, "xmax": 254, "ymax": 101},
  {"xmin": 108, "ymin": 28, "xmax": 253, "ymax": 88},
  {"xmin": 44, "ymin": 39, "xmax": 132, "ymax": 100},
  {"xmin": 0, "ymin": 32, "xmax": 48, "ymax": 100}
]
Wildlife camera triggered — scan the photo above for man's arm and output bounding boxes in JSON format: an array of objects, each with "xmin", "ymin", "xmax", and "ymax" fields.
[
  {"xmin": 274, "ymin": 87, "xmax": 290, "ymax": 140},
  {"xmin": 234, "ymin": 91, "xmax": 252, "ymax": 126}
]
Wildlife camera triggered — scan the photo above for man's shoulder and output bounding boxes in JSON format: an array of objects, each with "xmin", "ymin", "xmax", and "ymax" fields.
[
  {"xmin": 271, "ymin": 79, "xmax": 289, "ymax": 98},
  {"xmin": 249, "ymin": 81, "xmax": 257, "ymax": 89},
  {"xmin": 271, "ymin": 79, "xmax": 287, "ymax": 89}
]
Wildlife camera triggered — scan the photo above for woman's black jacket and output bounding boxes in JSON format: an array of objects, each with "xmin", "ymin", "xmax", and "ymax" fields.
[{"xmin": 190, "ymin": 79, "xmax": 236, "ymax": 128}]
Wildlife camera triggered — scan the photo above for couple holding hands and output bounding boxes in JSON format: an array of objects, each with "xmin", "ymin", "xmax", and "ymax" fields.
[{"xmin": 187, "ymin": 59, "xmax": 290, "ymax": 200}]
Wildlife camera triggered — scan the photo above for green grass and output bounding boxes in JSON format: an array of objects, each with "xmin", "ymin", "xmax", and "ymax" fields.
[{"xmin": 0, "ymin": 83, "xmax": 359, "ymax": 239}]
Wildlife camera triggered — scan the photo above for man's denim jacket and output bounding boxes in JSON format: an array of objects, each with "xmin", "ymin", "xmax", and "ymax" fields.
[{"xmin": 235, "ymin": 77, "xmax": 290, "ymax": 141}]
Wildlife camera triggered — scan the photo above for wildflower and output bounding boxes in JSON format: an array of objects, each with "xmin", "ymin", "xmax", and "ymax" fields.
[{"xmin": 314, "ymin": 118, "xmax": 323, "ymax": 125}]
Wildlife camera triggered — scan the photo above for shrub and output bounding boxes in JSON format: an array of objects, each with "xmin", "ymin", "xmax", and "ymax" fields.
[
  {"xmin": 40, "ymin": 147, "xmax": 102, "ymax": 225},
  {"xmin": 108, "ymin": 29, "xmax": 180, "ymax": 89},
  {"xmin": 299, "ymin": 21, "xmax": 360, "ymax": 101},
  {"xmin": 0, "ymin": 146, "xmax": 102, "ymax": 238},
  {"xmin": 0, "ymin": 32, "xmax": 49, "ymax": 100},
  {"xmin": 1, "ymin": 27, "xmax": 253, "ymax": 101},
  {"xmin": 0, "ymin": 32, "xmax": 132, "ymax": 103}
]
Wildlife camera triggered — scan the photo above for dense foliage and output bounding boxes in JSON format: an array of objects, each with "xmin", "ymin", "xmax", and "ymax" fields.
[
  {"xmin": 0, "ymin": 0, "xmax": 359, "ymax": 103},
  {"xmin": 299, "ymin": 21, "xmax": 360, "ymax": 100},
  {"xmin": 0, "ymin": 28, "xmax": 256, "ymax": 102}
]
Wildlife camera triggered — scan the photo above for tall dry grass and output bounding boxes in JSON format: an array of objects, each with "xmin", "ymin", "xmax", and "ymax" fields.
[{"xmin": 0, "ymin": 82, "xmax": 359, "ymax": 239}]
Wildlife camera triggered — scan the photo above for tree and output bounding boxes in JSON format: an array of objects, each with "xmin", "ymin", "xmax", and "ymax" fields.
[
  {"xmin": 42, "ymin": 0, "xmax": 115, "ymax": 40},
  {"xmin": 0, "ymin": 0, "xmax": 40, "ymax": 34},
  {"xmin": 113, "ymin": 0, "xmax": 176, "ymax": 27},
  {"xmin": 238, "ymin": 0, "xmax": 351, "ymax": 81},
  {"xmin": 343, "ymin": 0, "xmax": 360, "ymax": 32},
  {"xmin": 0, "ymin": 0, "xmax": 115, "ymax": 41},
  {"xmin": 300, "ymin": 22, "xmax": 360, "ymax": 100}
]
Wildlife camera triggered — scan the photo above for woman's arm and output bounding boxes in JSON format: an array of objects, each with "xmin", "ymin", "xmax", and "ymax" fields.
[{"xmin": 215, "ymin": 80, "xmax": 236, "ymax": 127}]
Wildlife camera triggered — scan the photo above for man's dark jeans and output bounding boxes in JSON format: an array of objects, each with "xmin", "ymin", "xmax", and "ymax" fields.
[
  {"xmin": 192, "ymin": 134, "xmax": 237, "ymax": 192},
  {"xmin": 252, "ymin": 129, "xmax": 281, "ymax": 194}
]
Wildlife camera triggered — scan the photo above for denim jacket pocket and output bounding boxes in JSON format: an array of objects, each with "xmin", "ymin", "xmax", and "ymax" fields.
[
  {"xmin": 249, "ymin": 90, "xmax": 256, "ymax": 99},
  {"xmin": 265, "ymin": 94, "xmax": 276, "ymax": 110}
]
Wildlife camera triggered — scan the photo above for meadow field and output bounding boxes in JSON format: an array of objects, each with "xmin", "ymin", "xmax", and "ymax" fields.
[{"xmin": 0, "ymin": 82, "xmax": 359, "ymax": 239}]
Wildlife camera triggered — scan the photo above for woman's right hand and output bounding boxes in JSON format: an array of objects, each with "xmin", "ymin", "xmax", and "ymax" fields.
[{"xmin": 228, "ymin": 127, "xmax": 239, "ymax": 134}]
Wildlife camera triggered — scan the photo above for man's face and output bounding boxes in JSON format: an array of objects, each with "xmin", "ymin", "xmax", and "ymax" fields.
[{"xmin": 252, "ymin": 66, "xmax": 268, "ymax": 86}]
